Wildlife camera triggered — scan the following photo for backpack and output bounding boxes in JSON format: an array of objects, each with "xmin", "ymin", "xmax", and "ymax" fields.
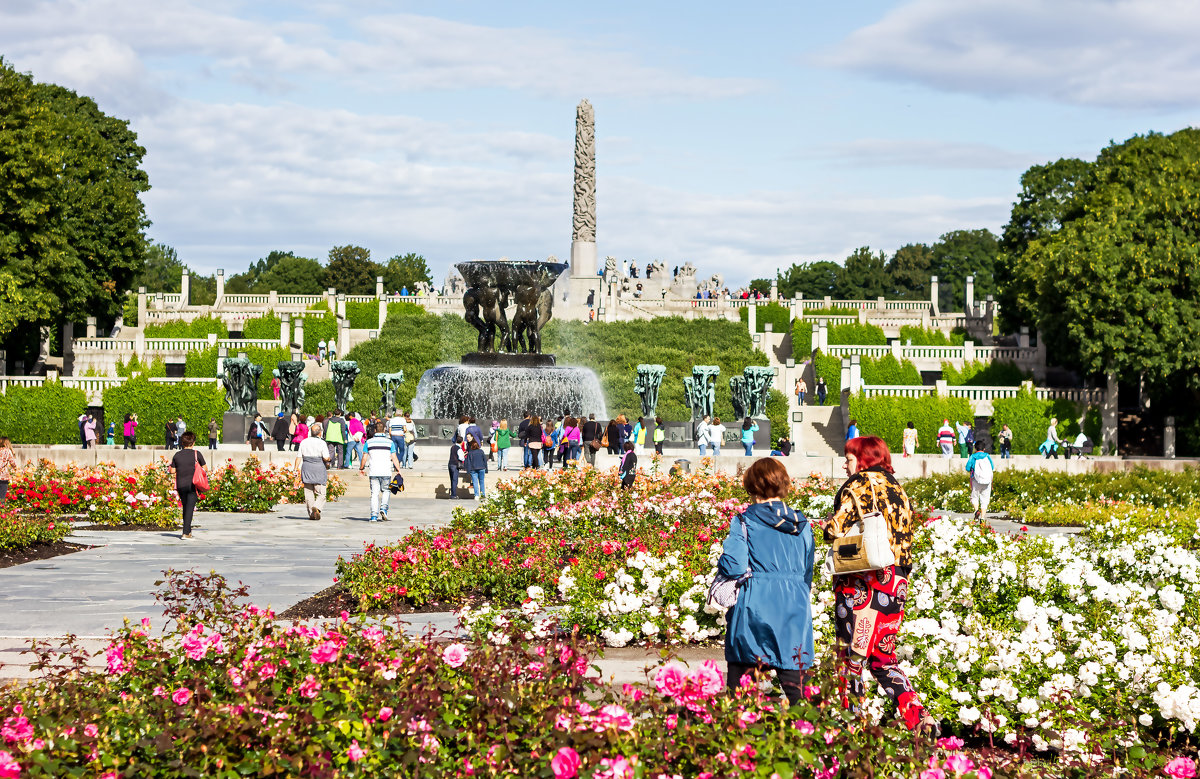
[
  {"xmin": 965, "ymin": 427, "xmax": 976, "ymax": 445},
  {"xmin": 972, "ymin": 455, "xmax": 993, "ymax": 486}
]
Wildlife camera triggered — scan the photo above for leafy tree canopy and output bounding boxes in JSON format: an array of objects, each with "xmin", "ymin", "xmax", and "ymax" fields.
[
  {"xmin": 134, "ymin": 243, "xmax": 185, "ymax": 293},
  {"xmin": 929, "ymin": 229, "xmax": 998, "ymax": 312},
  {"xmin": 255, "ymin": 255, "xmax": 325, "ymax": 295},
  {"xmin": 775, "ymin": 261, "xmax": 840, "ymax": 299},
  {"xmin": 0, "ymin": 58, "xmax": 149, "ymax": 336},
  {"xmin": 383, "ymin": 253, "xmax": 433, "ymax": 293},
  {"xmin": 836, "ymin": 247, "xmax": 889, "ymax": 299},
  {"xmin": 886, "ymin": 243, "xmax": 932, "ymax": 300},
  {"xmin": 324, "ymin": 245, "xmax": 383, "ymax": 295}
]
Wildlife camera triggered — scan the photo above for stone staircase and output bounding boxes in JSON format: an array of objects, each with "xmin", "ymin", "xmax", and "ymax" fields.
[{"xmin": 794, "ymin": 404, "xmax": 843, "ymax": 458}]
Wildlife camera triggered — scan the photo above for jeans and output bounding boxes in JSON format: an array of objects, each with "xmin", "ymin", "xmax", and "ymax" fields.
[
  {"xmin": 208, "ymin": 438, "xmax": 217, "ymax": 450},
  {"xmin": 447, "ymin": 465, "xmax": 460, "ymax": 498},
  {"xmin": 328, "ymin": 442, "xmax": 343, "ymax": 468},
  {"xmin": 1000, "ymin": 442, "xmax": 1011, "ymax": 459},
  {"xmin": 569, "ymin": 443, "xmax": 582, "ymax": 463},
  {"xmin": 743, "ymin": 442, "xmax": 753, "ymax": 456},
  {"xmin": 712, "ymin": 444, "xmax": 722, "ymax": 456},
  {"xmin": 0, "ymin": 481, "xmax": 7, "ymax": 505},
  {"xmin": 469, "ymin": 469, "xmax": 485, "ymax": 498},
  {"xmin": 390, "ymin": 436, "xmax": 408, "ymax": 466},
  {"xmin": 403, "ymin": 443, "xmax": 414, "ymax": 468},
  {"xmin": 343, "ymin": 442, "xmax": 355, "ymax": 469},
  {"xmin": 179, "ymin": 488, "xmax": 198, "ymax": 535},
  {"xmin": 523, "ymin": 445, "xmax": 532, "ymax": 468},
  {"xmin": 497, "ymin": 448, "xmax": 509, "ymax": 470},
  {"xmin": 698, "ymin": 444, "xmax": 707, "ymax": 456},
  {"xmin": 798, "ymin": 392, "xmax": 805, "ymax": 405},
  {"xmin": 370, "ymin": 475, "xmax": 390, "ymax": 518}
]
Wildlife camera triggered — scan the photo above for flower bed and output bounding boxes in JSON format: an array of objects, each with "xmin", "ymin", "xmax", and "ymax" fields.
[
  {"xmin": 0, "ymin": 570, "xmax": 1181, "ymax": 778},
  {"xmin": 904, "ymin": 468, "xmax": 1200, "ymax": 515},
  {"xmin": 1009, "ymin": 502, "xmax": 1200, "ymax": 543},
  {"xmin": 2, "ymin": 459, "xmax": 347, "ymax": 543},
  {"xmin": 0, "ymin": 509, "xmax": 73, "ymax": 551},
  {"xmin": 338, "ymin": 465, "xmax": 1200, "ymax": 749}
]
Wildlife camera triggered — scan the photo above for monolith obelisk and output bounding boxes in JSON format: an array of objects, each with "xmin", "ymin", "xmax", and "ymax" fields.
[{"xmin": 570, "ymin": 99, "xmax": 597, "ymax": 281}]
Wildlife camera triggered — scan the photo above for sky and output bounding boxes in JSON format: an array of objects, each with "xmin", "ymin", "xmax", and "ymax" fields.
[{"xmin": 3, "ymin": 0, "xmax": 1199, "ymax": 286}]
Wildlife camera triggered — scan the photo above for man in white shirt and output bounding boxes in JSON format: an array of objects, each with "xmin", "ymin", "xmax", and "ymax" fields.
[
  {"xmin": 360, "ymin": 428, "xmax": 402, "ymax": 522},
  {"xmin": 388, "ymin": 411, "xmax": 408, "ymax": 469},
  {"xmin": 295, "ymin": 423, "xmax": 331, "ymax": 521},
  {"xmin": 707, "ymin": 417, "xmax": 727, "ymax": 456},
  {"xmin": 695, "ymin": 415, "xmax": 711, "ymax": 456}
]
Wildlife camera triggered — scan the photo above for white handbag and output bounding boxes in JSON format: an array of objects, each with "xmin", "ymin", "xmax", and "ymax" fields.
[
  {"xmin": 707, "ymin": 518, "xmax": 751, "ymax": 609},
  {"xmin": 824, "ymin": 480, "xmax": 896, "ymax": 576}
]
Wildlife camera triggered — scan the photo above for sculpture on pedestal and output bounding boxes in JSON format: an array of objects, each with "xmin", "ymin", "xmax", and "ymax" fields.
[
  {"xmin": 743, "ymin": 367, "xmax": 775, "ymax": 418},
  {"xmin": 331, "ymin": 361, "xmax": 360, "ymax": 414},
  {"xmin": 573, "ymin": 99, "xmax": 596, "ymax": 243},
  {"xmin": 377, "ymin": 372, "xmax": 405, "ymax": 417},
  {"xmin": 634, "ymin": 364, "xmax": 666, "ymax": 417},
  {"xmin": 729, "ymin": 375, "xmax": 749, "ymax": 420},
  {"xmin": 275, "ymin": 361, "xmax": 307, "ymax": 416},
  {"xmin": 462, "ymin": 266, "xmax": 509, "ymax": 353},
  {"xmin": 456, "ymin": 260, "xmax": 566, "ymax": 359},
  {"xmin": 684, "ymin": 365, "xmax": 721, "ymax": 421},
  {"xmin": 221, "ymin": 356, "xmax": 263, "ymax": 415}
]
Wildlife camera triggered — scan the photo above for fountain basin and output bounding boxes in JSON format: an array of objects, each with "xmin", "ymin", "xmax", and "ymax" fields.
[{"xmin": 410, "ymin": 364, "xmax": 607, "ymax": 423}]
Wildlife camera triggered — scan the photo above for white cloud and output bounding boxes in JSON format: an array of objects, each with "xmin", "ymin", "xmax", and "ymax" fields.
[
  {"xmin": 823, "ymin": 0, "xmax": 1200, "ymax": 109},
  {"xmin": 812, "ymin": 138, "xmax": 1035, "ymax": 170}
]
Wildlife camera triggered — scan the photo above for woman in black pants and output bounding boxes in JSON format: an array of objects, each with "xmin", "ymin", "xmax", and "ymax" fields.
[{"xmin": 169, "ymin": 431, "xmax": 205, "ymax": 540}]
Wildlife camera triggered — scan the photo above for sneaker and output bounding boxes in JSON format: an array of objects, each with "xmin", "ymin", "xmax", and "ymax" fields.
[
  {"xmin": 380, "ymin": 511, "xmax": 389, "ymax": 521},
  {"xmin": 182, "ymin": 533, "xmax": 193, "ymax": 539},
  {"xmin": 368, "ymin": 515, "xmax": 380, "ymax": 522},
  {"xmin": 973, "ymin": 509, "xmax": 982, "ymax": 520},
  {"xmin": 313, "ymin": 509, "xmax": 321, "ymax": 521}
]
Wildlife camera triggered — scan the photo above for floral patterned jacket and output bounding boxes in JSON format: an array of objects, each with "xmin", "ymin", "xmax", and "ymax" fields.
[{"xmin": 824, "ymin": 467, "xmax": 914, "ymax": 568}]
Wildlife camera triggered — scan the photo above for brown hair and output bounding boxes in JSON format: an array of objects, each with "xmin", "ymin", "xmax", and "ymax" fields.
[{"xmin": 742, "ymin": 457, "xmax": 791, "ymax": 501}]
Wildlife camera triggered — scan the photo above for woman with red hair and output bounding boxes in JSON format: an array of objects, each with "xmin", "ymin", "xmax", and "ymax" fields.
[{"xmin": 822, "ymin": 435, "xmax": 931, "ymax": 732}]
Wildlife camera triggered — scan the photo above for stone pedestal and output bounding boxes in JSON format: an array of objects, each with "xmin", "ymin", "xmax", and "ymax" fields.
[
  {"xmin": 570, "ymin": 240, "xmax": 597, "ymax": 280},
  {"xmin": 222, "ymin": 412, "xmax": 250, "ymax": 445}
]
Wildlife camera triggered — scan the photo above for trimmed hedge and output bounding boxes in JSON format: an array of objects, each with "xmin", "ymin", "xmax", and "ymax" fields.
[
  {"xmin": 116, "ymin": 354, "xmax": 167, "ymax": 378},
  {"xmin": 144, "ymin": 316, "xmax": 229, "ymax": 339},
  {"xmin": 942, "ymin": 360, "xmax": 1030, "ymax": 386},
  {"xmin": 990, "ymin": 388, "xmax": 1089, "ymax": 455},
  {"xmin": 102, "ymin": 376, "xmax": 226, "ymax": 446},
  {"xmin": 813, "ymin": 350, "xmax": 841, "ymax": 405},
  {"xmin": 242, "ymin": 311, "xmax": 282, "ymax": 341},
  {"xmin": 861, "ymin": 354, "xmax": 921, "ymax": 385},
  {"xmin": 346, "ymin": 300, "xmax": 379, "ymax": 330},
  {"xmin": 899, "ymin": 326, "xmax": 966, "ymax": 346},
  {"xmin": 846, "ymin": 393, "xmax": 974, "ymax": 454},
  {"xmin": 0, "ymin": 383, "xmax": 89, "ymax": 444},
  {"xmin": 300, "ymin": 311, "xmax": 338, "ymax": 354},
  {"xmin": 827, "ymin": 322, "xmax": 887, "ymax": 345},
  {"xmin": 737, "ymin": 303, "xmax": 791, "ymax": 334}
]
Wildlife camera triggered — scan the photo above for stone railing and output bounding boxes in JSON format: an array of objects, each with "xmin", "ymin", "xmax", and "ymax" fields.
[
  {"xmin": 858, "ymin": 383, "xmax": 1105, "ymax": 414},
  {"xmin": 1, "ymin": 375, "xmax": 221, "ymax": 404},
  {"xmin": 222, "ymin": 294, "xmax": 272, "ymax": 305}
]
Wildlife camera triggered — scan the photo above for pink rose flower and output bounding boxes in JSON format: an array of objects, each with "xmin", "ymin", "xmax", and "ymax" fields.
[
  {"xmin": 377, "ymin": 707, "xmax": 393, "ymax": 722},
  {"xmin": 299, "ymin": 675, "xmax": 321, "ymax": 699},
  {"xmin": 594, "ymin": 704, "xmax": 634, "ymax": 732},
  {"xmin": 653, "ymin": 662, "xmax": 686, "ymax": 698},
  {"xmin": 1166, "ymin": 757, "xmax": 1199, "ymax": 779},
  {"xmin": 0, "ymin": 750, "xmax": 21, "ymax": 779},
  {"xmin": 310, "ymin": 641, "xmax": 341, "ymax": 664},
  {"xmin": 171, "ymin": 688, "xmax": 192, "ymax": 706},
  {"xmin": 944, "ymin": 754, "xmax": 974, "ymax": 774},
  {"xmin": 550, "ymin": 745, "xmax": 580, "ymax": 777},
  {"xmin": 919, "ymin": 770, "xmax": 945, "ymax": 779},
  {"xmin": 794, "ymin": 720, "xmax": 815, "ymax": 734},
  {"xmin": 83, "ymin": 724, "xmax": 99, "ymax": 738},
  {"xmin": 936, "ymin": 736, "xmax": 965, "ymax": 751},
  {"xmin": 442, "ymin": 643, "xmax": 469, "ymax": 668},
  {"xmin": 689, "ymin": 661, "xmax": 724, "ymax": 697},
  {"xmin": 347, "ymin": 740, "xmax": 365, "ymax": 762}
]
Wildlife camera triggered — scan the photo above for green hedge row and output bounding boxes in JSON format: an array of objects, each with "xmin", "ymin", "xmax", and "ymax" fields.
[
  {"xmin": 898, "ymin": 326, "xmax": 966, "ymax": 346},
  {"xmin": 0, "ymin": 383, "xmax": 89, "ymax": 444},
  {"xmin": 991, "ymin": 388, "xmax": 1096, "ymax": 454},
  {"xmin": 737, "ymin": 303, "xmax": 791, "ymax": 334},
  {"xmin": 862, "ymin": 355, "xmax": 921, "ymax": 385},
  {"xmin": 942, "ymin": 360, "xmax": 1031, "ymax": 386},
  {"xmin": 115, "ymin": 354, "xmax": 167, "ymax": 378},
  {"xmin": 828, "ymin": 322, "xmax": 887, "ymax": 345},
  {"xmin": 144, "ymin": 316, "xmax": 228, "ymax": 339},
  {"xmin": 242, "ymin": 311, "xmax": 282, "ymax": 341},
  {"xmin": 846, "ymin": 393, "xmax": 975, "ymax": 454},
  {"xmin": 813, "ymin": 350, "xmax": 842, "ymax": 405},
  {"xmin": 346, "ymin": 300, "xmax": 379, "ymax": 330},
  {"xmin": 300, "ymin": 312, "xmax": 338, "ymax": 354},
  {"xmin": 102, "ymin": 377, "xmax": 227, "ymax": 446}
]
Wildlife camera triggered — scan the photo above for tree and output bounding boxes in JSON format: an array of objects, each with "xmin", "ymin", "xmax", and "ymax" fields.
[
  {"xmin": 996, "ymin": 158, "xmax": 1091, "ymax": 331},
  {"xmin": 383, "ymin": 253, "xmax": 433, "ymax": 293},
  {"xmin": 748, "ymin": 278, "xmax": 772, "ymax": 295},
  {"xmin": 835, "ymin": 247, "xmax": 889, "ymax": 299},
  {"xmin": 0, "ymin": 58, "xmax": 149, "ymax": 349},
  {"xmin": 134, "ymin": 243, "xmax": 185, "ymax": 292},
  {"xmin": 929, "ymin": 229, "xmax": 998, "ymax": 312},
  {"xmin": 775, "ymin": 261, "xmax": 841, "ymax": 299},
  {"xmin": 226, "ymin": 250, "xmax": 300, "ymax": 293},
  {"xmin": 886, "ymin": 243, "xmax": 932, "ymax": 300},
  {"xmin": 324, "ymin": 245, "xmax": 383, "ymax": 295},
  {"xmin": 256, "ymin": 255, "xmax": 326, "ymax": 295},
  {"xmin": 0, "ymin": 272, "xmax": 50, "ymax": 338}
]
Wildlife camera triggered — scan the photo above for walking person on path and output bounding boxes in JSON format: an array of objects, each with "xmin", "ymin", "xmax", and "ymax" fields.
[
  {"xmin": 388, "ymin": 410, "xmax": 408, "ymax": 468},
  {"xmin": 106, "ymin": 420, "xmax": 115, "ymax": 446},
  {"xmin": 695, "ymin": 415, "xmax": 711, "ymax": 456},
  {"xmin": 653, "ymin": 416, "xmax": 665, "ymax": 455},
  {"xmin": 168, "ymin": 431, "xmax": 205, "ymax": 540},
  {"xmin": 819, "ymin": 435, "xmax": 931, "ymax": 732},
  {"xmin": 582, "ymin": 413, "xmax": 602, "ymax": 466},
  {"xmin": 176, "ymin": 417, "xmax": 187, "ymax": 450},
  {"xmin": 317, "ymin": 340, "xmax": 326, "ymax": 366},
  {"xmin": 605, "ymin": 416, "xmax": 623, "ymax": 456},
  {"xmin": 740, "ymin": 417, "xmax": 759, "ymax": 456},
  {"xmin": 618, "ymin": 441, "xmax": 637, "ymax": 490},
  {"xmin": 446, "ymin": 434, "xmax": 464, "ymax": 499},
  {"xmin": 495, "ymin": 419, "xmax": 512, "ymax": 470},
  {"xmin": 795, "ymin": 378, "xmax": 807, "ymax": 407},
  {"xmin": 465, "ymin": 439, "xmax": 489, "ymax": 499},
  {"xmin": 965, "ymin": 440, "xmax": 996, "ymax": 520},
  {"xmin": 122, "ymin": 414, "xmax": 138, "ymax": 449},
  {"xmin": 403, "ymin": 413, "xmax": 418, "ymax": 468},
  {"xmin": 936, "ymin": 419, "xmax": 955, "ymax": 459},
  {"xmin": 296, "ymin": 422, "xmax": 331, "ymax": 521},
  {"xmin": 998, "ymin": 424, "xmax": 1013, "ymax": 459},
  {"xmin": 563, "ymin": 416, "xmax": 582, "ymax": 463},
  {"xmin": 347, "ymin": 413, "xmax": 365, "ymax": 468},
  {"xmin": 360, "ymin": 425, "xmax": 402, "ymax": 521},
  {"xmin": 291, "ymin": 415, "xmax": 308, "ymax": 452},
  {"xmin": 0, "ymin": 437, "xmax": 17, "ymax": 505},
  {"xmin": 708, "ymin": 416, "xmax": 727, "ymax": 456},
  {"xmin": 718, "ymin": 457, "xmax": 814, "ymax": 704},
  {"xmin": 816, "ymin": 377, "xmax": 827, "ymax": 406},
  {"xmin": 518, "ymin": 411, "xmax": 532, "ymax": 467},
  {"xmin": 82, "ymin": 414, "xmax": 97, "ymax": 449},
  {"xmin": 207, "ymin": 419, "xmax": 219, "ymax": 450},
  {"xmin": 164, "ymin": 417, "xmax": 177, "ymax": 450},
  {"xmin": 326, "ymin": 410, "xmax": 347, "ymax": 468},
  {"xmin": 955, "ymin": 420, "xmax": 971, "ymax": 458},
  {"xmin": 248, "ymin": 414, "xmax": 268, "ymax": 451},
  {"xmin": 271, "ymin": 413, "xmax": 289, "ymax": 451},
  {"xmin": 270, "ymin": 375, "xmax": 281, "ymax": 401},
  {"xmin": 1041, "ymin": 417, "xmax": 1062, "ymax": 459},
  {"xmin": 631, "ymin": 417, "xmax": 646, "ymax": 456},
  {"xmin": 525, "ymin": 416, "xmax": 544, "ymax": 469},
  {"xmin": 902, "ymin": 421, "xmax": 919, "ymax": 457}
]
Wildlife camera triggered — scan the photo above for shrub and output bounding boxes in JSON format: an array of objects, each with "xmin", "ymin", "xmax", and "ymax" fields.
[
  {"xmin": 0, "ymin": 509, "xmax": 73, "ymax": 550},
  {"xmin": 241, "ymin": 311, "xmax": 282, "ymax": 341},
  {"xmin": 942, "ymin": 360, "xmax": 1031, "ymax": 386},
  {"xmin": 847, "ymin": 393, "xmax": 974, "ymax": 453},
  {"xmin": 300, "ymin": 311, "xmax": 338, "ymax": 354},
  {"xmin": 792, "ymin": 318, "xmax": 814, "ymax": 358},
  {"xmin": 801, "ymin": 305, "xmax": 858, "ymax": 316},
  {"xmin": 0, "ymin": 382, "xmax": 89, "ymax": 444},
  {"xmin": 185, "ymin": 346, "xmax": 292, "ymax": 399},
  {"xmin": 736, "ymin": 302, "xmax": 790, "ymax": 333},
  {"xmin": 144, "ymin": 315, "xmax": 229, "ymax": 339},
  {"xmin": 899, "ymin": 326, "xmax": 966, "ymax": 346},
  {"xmin": 991, "ymin": 388, "xmax": 1087, "ymax": 454},
  {"xmin": 861, "ymin": 354, "xmax": 921, "ymax": 385},
  {"xmin": 115, "ymin": 354, "xmax": 167, "ymax": 378},
  {"xmin": 102, "ymin": 376, "xmax": 226, "ymax": 447},
  {"xmin": 827, "ymin": 322, "xmax": 886, "ymax": 345},
  {"xmin": 345, "ymin": 300, "xmax": 379, "ymax": 330},
  {"xmin": 813, "ymin": 350, "xmax": 842, "ymax": 404}
]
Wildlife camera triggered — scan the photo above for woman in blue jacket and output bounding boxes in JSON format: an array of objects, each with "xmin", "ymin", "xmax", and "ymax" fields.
[
  {"xmin": 718, "ymin": 457, "xmax": 814, "ymax": 704},
  {"xmin": 464, "ymin": 439, "xmax": 489, "ymax": 499},
  {"xmin": 740, "ymin": 417, "xmax": 759, "ymax": 456}
]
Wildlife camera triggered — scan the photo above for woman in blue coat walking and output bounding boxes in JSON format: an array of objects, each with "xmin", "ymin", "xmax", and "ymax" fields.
[{"xmin": 718, "ymin": 457, "xmax": 815, "ymax": 704}]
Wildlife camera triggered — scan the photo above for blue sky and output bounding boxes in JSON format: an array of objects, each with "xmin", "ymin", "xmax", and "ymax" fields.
[{"xmin": 3, "ymin": 0, "xmax": 1197, "ymax": 286}]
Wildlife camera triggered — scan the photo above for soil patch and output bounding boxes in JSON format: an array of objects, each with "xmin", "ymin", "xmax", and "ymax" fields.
[
  {"xmin": 74, "ymin": 523, "xmax": 181, "ymax": 532},
  {"xmin": 0, "ymin": 542, "xmax": 95, "ymax": 570},
  {"xmin": 280, "ymin": 584, "xmax": 476, "ymax": 620}
]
